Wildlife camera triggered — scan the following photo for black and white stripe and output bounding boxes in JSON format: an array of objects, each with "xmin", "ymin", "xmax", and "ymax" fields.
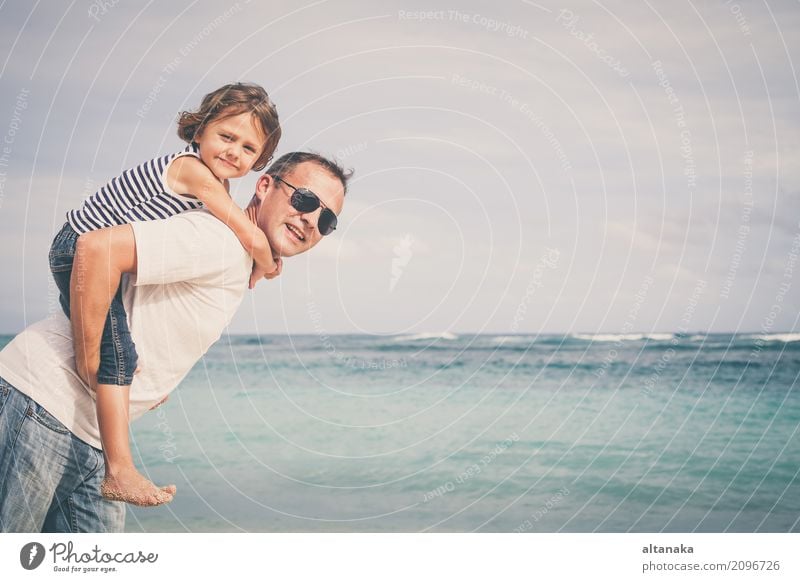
[{"xmin": 67, "ymin": 144, "xmax": 204, "ymax": 234}]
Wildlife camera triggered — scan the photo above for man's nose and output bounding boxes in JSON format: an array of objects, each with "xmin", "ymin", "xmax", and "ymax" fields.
[{"xmin": 298, "ymin": 207, "xmax": 321, "ymax": 232}]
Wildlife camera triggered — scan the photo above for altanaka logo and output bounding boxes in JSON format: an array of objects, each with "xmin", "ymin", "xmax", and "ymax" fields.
[{"xmin": 20, "ymin": 542, "xmax": 46, "ymax": 570}]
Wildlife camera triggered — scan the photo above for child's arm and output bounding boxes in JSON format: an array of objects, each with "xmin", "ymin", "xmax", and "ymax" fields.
[{"xmin": 167, "ymin": 156, "xmax": 277, "ymax": 284}]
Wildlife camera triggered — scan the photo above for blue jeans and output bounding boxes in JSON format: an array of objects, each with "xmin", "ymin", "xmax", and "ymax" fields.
[
  {"xmin": 49, "ymin": 222, "xmax": 138, "ymax": 385},
  {"xmin": 0, "ymin": 376, "xmax": 125, "ymax": 532}
]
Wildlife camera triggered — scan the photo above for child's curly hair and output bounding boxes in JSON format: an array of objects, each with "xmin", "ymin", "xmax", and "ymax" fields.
[{"xmin": 177, "ymin": 82, "xmax": 281, "ymax": 171}]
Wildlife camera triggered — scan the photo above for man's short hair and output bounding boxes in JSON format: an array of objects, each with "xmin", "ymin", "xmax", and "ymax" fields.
[{"xmin": 267, "ymin": 152, "xmax": 353, "ymax": 195}]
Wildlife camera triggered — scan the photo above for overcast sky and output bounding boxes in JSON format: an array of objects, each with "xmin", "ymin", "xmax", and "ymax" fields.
[{"xmin": 0, "ymin": 0, "xmax": 798, "ymax": 335}]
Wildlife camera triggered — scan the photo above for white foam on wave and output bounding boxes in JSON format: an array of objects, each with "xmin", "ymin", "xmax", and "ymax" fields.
[
  {"xmin": 572, "ymin": 333, "xmax": 675, "ymax": 342},
  {"xmin": 752, "ymin": 333, "xmax": 800, "ymax": 343},
  {"xmin": 394, "ymin": 332, "xmax": 458, "ymax": 342},
  {"xmin": 572, "ymin": 333, "xmax": 644, "ymax": 342}
]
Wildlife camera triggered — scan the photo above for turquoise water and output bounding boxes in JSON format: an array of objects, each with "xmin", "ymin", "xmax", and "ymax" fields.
[{"xmin": 2, "ymin": 332, "xmax": 799, "ymax": 532}]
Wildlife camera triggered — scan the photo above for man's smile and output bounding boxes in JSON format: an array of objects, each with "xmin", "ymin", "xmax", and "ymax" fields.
[{"xmin": 285, "ymin": 222, "xmax": 306, "ymax": 242}]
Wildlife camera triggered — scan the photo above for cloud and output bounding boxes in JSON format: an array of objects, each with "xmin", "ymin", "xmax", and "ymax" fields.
[{"xmin": 1, "ymin": 0, "xmax": 798, "ymax": 333}]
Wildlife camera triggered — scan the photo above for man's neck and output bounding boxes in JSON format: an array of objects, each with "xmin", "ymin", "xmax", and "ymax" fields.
[{"xmin": 244, "ymin": 198, "xmax": 259, "ymax": 225}]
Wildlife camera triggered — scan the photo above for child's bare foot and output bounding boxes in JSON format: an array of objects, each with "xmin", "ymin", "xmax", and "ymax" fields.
[{"xmin": 100, "ymin": 468, "xmax": 176, "ymax": 507}]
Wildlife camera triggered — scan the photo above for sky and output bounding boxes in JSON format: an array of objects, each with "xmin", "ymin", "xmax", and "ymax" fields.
[{"xmin": 0, "ymin": 0, "xmax": 798, "ymax": 335}]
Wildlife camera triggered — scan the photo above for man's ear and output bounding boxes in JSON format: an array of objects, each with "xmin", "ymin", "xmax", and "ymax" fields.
[{"xmin": 254, "ymin": 173, "xmax": 273, "ymax": 202}]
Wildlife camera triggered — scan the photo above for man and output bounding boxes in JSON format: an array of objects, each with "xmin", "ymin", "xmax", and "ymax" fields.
[{"xmin": 0, "ymin": 152, "xmax": 349, "ymax": 532}]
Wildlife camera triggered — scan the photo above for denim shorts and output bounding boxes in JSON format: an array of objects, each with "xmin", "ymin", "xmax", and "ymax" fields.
[
  {"xmin": 49, "ymin": 222, "xmax": 138, "ymax": 385},
  {"xmin": 0, "ymin": 376, "xmax": 125, "ymax": 532}
]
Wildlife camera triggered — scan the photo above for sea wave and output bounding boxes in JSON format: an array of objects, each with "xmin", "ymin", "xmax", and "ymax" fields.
[
  {"xmin": 219, "ymin": 336, "xmax": 276, "ymax": 346},
  {"xmin": 571, "ymin": 333, "xmax": 674, "ymax": 342},
  {"xmin": 490, "ymin": 335, "xmax": 537, "ymax": 345},
  {"xmin": 744, "ymin": 333, "xmax": 800, "ymax": 343},
  {"xmin": 393, "ymin": 332, "xmax": 459, "ymax": 342},
  {"xmin": 645, "ymin": 333, "xmax": 675, "ymax": 341},
  {"xmin": 572, "ymin": 334, "xmax": 644, "ymax": 342}
]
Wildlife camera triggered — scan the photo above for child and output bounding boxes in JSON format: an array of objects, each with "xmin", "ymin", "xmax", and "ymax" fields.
[{"xmin": 49, "ymin": 83, "xmax": 282, "ymax": 507}]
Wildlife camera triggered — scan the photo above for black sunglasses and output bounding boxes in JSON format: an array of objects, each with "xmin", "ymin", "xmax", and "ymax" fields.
[{"xmin": 273, "ymin": 175, "xmax": 338, "ymax": 236}]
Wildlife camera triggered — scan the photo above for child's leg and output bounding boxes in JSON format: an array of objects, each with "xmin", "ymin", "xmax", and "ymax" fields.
[
  {"xmin": 49, "ymin": 223, "xmax": 79, "ymax": 318},
  {"xmin": 95, "ymin": 287, "xmax": 176, "ymax": 507},
  {"xmin": 96, "ymin": 384, "xmax": 175, "ymax": 506}
]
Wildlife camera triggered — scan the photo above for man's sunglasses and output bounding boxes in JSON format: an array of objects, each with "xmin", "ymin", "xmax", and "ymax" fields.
[{"xmin": 273, "ymin": 175, "xmax": 338, "ymax": 236}]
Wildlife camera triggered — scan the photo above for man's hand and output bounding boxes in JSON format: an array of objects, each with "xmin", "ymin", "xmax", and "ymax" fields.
[
  {"xmin": 70, "ymin": 225, "xmax": 137, "ymax": 391},
  {"xmin": 75, "ymin": 352, "xmax": 99, "ymax": 390},
  {"xmin": 249, "ymin": 256, "xmax": 282, "ymax": 289}
]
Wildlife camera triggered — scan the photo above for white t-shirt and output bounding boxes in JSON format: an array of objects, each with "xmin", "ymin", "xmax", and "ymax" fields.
[{"xmin": 0, "ymin": 210, "xmax": 251, "ymax": 448}]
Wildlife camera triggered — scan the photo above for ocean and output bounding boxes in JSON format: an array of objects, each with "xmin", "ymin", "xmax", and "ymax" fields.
[{"xmin": 2, "ymin": 332, "xmax": 799, "ymax": 532}]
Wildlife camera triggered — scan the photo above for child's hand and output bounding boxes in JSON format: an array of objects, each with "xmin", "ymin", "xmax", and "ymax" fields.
[
  {"xmin": 264, "ymin": 256, "xmax": 282, "ymax": 280},
  {"xmin": 249, "ymin": 257, "xmax": 282, "ymax": 289}
]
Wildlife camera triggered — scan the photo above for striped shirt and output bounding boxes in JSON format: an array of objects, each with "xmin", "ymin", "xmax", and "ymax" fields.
[{"xmin": 67, "ymin": 144, "xmax": 205, "ymax": 234}]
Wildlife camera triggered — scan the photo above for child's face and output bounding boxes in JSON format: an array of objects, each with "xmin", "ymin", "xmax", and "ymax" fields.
[{"xmin": 194, "ymin": 111, "xmax": 266, "ymax": 181}]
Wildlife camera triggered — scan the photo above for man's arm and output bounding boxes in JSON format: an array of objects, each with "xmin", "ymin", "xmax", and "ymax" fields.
[{"xmin": 71, "ymin": 225, "xmax": 137, "ymax": 387}]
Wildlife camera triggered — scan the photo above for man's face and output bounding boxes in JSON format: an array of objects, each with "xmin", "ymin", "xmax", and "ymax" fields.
[{"xmin": 254, "ymin": 161, "xmax": 345, "ymax": 257}]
